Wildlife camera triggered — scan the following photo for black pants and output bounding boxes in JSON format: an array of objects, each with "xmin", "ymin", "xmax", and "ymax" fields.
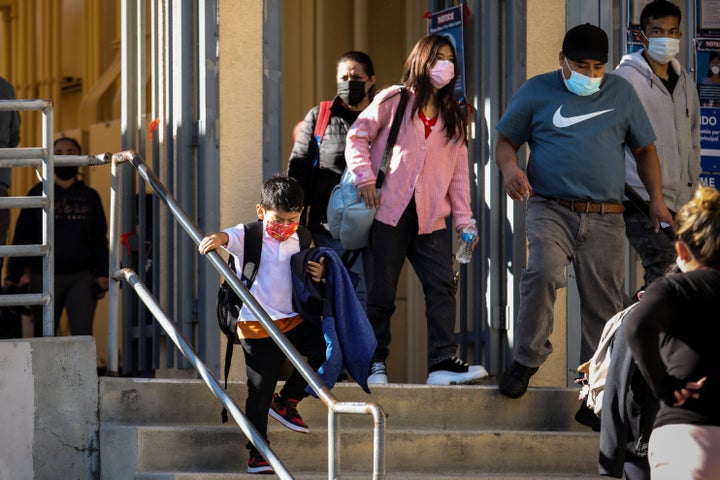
[
  {"xmin": 241, "ymin": 319, "xmax": 325, "ymax": 446},
  {"xmin": 367, "ymin": 199, "xmax": 457, "ymax": 368},
  {"xmin": 30, "ymin": 270, "xmax": 97, "ymax": 337}
]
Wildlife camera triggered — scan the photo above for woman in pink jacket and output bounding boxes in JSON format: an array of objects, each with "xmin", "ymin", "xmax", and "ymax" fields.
[{"xmin": 345, "ymin": 34, "xmax": 487, "ymax": 385}]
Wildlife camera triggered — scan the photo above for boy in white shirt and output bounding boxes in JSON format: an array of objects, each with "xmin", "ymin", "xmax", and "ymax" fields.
[{"xmin": 199, "ymin": 175, "xmax": 326, "ymax": 474}]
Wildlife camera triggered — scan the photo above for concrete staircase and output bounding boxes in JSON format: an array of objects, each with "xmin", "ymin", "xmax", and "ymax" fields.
[{"xmin": 99, "ymin": 377, "xmax": 604, "ymax": 479}]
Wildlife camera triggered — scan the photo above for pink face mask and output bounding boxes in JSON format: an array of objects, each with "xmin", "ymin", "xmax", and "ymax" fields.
[
  {"xmin": 429, "ymin": 60, "xmax": 455, "ymax": 89},
  {"xmin": 265, "ymin": 220, "xmax": 299, "ymax": 242}
]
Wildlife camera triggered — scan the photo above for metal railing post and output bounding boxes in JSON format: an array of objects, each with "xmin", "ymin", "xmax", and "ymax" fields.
[
  {"xmin": 328, "ymin": 410, "xmax": 340, "ymax": 479},
  {"xmin": 40, "ymin": 103, "xmax": 54, "ymax": 336},
  {"xmin": 107, "ymin": 153, "xmax": 122, "ymax": 374}
]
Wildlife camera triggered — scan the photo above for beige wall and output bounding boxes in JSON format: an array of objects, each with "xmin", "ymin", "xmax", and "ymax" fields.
[
  {"xmin": 525, "ymin": 0, "xmax": 569, "ymax": 388},
  {"xmin": 218, "ymin": 0, "xmax": 266, "ymax": 226}
]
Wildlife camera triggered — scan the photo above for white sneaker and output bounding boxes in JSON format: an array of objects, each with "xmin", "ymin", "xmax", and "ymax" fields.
[
  {"xmin": 426, "ymin": 357, "xmax": 489, "ymax": 385},
  {"xmin": 367, "ymin": 362, "xmax": 388, "ymax": 384}
]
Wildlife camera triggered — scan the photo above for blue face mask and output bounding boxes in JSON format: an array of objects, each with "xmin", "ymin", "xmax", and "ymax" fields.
[
  {"xmin": 563, "ymin": 58, "xmax": 602, "ymax": 96},
  {"xmin": 642, "ymin": 32, "xmax": 680, "ymax": 65}
]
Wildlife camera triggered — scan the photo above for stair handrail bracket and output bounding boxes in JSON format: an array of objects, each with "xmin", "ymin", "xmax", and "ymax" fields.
[{"xmin": 108, "ymin": 149, "xmax": 386, "ymax": 480}]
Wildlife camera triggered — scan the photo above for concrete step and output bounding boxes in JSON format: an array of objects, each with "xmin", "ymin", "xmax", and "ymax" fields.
[
  {"xmin": 136, "ymin": 473, "xmax": 606, "ymax": 480},
  {"xmin": 103, "ymin": 424, "xmax": 599, "ymax": 476},
  {"xmin": 100, "ymin": 377, "xmax": 601, "ymax": 479},
  {"xmin": 100, "ymin": 378, "xmax": 588, "ymax": 432}
]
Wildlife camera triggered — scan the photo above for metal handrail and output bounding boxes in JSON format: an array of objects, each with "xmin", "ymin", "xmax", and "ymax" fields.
[
  {"xmin": 108, "ymin": 149, "xmax": 387, "ymax": 480},
  {"xmin": 115, "ymin": 267, "xmax": 293, "ymax": 478}
]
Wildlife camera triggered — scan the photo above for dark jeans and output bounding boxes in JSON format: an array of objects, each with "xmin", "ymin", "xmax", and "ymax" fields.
[
  {"xmin": 30, "ymin": 270, "xmax": 97, "ymax": 336},
  {"xmin": 240, "ymin": 319, "xmax": 325, "ymax": 445},
  {"xmin": 367, "ymin": 200, "xmax": 457, "ymax": 368},
  {"xmin": 624, "ymin": 453, "xmax": 650, "ymax": 480},
  {"xmin": 623, "ymin": 202, "xmax": 676, "ymax": 288}
]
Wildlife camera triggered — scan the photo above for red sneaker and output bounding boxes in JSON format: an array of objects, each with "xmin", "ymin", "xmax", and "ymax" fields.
[
  {"xmin": 269, "ymin": 393, "xmax": 309, "ymax": 433},
  {"xmin": 248, "ymin": 449, "xmax": 274, "ymax": 474}
]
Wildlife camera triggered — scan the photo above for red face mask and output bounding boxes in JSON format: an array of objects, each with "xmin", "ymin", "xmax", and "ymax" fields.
[{"xmin": 265, "ymin": 220, "xmax": 299, "ymax": 242}]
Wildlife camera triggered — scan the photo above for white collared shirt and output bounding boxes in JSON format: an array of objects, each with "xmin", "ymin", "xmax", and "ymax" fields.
[{"xmin": 223, "ymin": 223, "xmax": 299, "ymax": 321}]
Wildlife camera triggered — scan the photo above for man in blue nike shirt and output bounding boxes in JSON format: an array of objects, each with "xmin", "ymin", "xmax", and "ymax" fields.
[{"xmin": 494, "ymin": 23, "xmax": 673, "ymax": 399}]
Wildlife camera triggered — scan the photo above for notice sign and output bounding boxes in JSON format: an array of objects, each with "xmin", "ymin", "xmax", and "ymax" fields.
[
  {"xmin": 696, "ymin": 39, "xmax": 720, "ymax": 107},
  {"xmin": 426, "ymin": 4, "xmax": 467, "ymax": 105},
  {"xmin": 697, "ymin": 0, "xmax": 720, "ymax": 191},
  {"xmin": 701, "ymin": 106, "xmax": 720, "ymax": 176}
]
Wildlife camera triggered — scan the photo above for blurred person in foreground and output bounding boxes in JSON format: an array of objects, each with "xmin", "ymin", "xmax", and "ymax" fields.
[{"xmin": 625, "ymin": 186, "xmax": 720, "ymax": 480}]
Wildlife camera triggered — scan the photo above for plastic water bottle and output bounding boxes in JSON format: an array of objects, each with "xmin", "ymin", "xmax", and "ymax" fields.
[{"xmin": 456, "ymin": 219, "xmax": 477, "ymax": 264}]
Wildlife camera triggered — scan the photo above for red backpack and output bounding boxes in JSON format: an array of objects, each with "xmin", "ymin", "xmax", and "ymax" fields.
[{"xmin": 293, "ymin": 101, "xmax": 332, "ymax": 168}]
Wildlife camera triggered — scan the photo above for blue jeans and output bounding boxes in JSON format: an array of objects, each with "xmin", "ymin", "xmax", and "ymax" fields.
[
  {"xmin": 623, "ymin": 203, "xmax": 676, "ymax": 287},
  {"xmin": 514, "ymin": 196, "xmax": 626, "ymax": 367},
  {"xmin": 367, "ymin": 200, "xmax": 457, "ymax": 368}
]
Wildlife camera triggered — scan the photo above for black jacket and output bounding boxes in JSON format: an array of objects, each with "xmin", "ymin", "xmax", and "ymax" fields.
[
  {"xmin": 8, "ymin": 180, "xmax": 109, "ymax": 280},
  {"xmin": 288, "ymin": 96, "xmax": 360, "ymax": 233}
]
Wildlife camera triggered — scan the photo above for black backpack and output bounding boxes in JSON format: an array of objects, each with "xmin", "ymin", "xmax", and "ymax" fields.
[{"xmin": 216, "ymin": 220, "xmax": 312, "ymax": 422}]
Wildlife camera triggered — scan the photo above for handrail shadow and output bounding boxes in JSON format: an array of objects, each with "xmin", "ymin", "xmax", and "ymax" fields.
[{"xmin": 109, "ymin": 150, "xmax": 386, "ymax": 480}]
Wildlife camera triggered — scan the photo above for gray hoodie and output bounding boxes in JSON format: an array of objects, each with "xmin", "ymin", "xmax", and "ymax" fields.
[{"xmin": 613, "ymin": 51, "xmax": 700, "ymax": 213}]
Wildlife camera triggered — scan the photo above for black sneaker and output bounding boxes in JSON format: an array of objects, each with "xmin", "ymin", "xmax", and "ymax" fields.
[
  {"xmin": 575, "ymin": 401, "xmax": 601, "ymax": 432},
  {"xmin": 427, "ymin": 356, "xmax": 488, "ymax": 385},
  {"xmin": 269, "ymin": 393, "xmax": 309, "ymax": 433},
  {"xmin": 498, "ymin": 361, "xmax": 539, "ymax": 398},
  {"xmin": 248, "ymin": 449, "xmax": 274, "ymax": 474}
]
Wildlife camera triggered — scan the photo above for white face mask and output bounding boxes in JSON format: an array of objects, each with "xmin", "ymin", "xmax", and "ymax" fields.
[
  {"xmin": 643, "ymin": 32, "xmax": 680, "ymax": 64},
  {"xmin": 563, "ymin": 58, "xmax": 602, "ymax": 96},
  {"xmin": 676, "ymin": 255, "xmax": 688, "ymax": 272}
]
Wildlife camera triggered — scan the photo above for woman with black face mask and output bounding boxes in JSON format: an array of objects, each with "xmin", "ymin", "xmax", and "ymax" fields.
[
  {"xmin": 6, "ymin": 137, "xmax": 109, "ymax": 338},
  {"xmin": 288, "ymin": 51, "xmax": 376, "ymax": 307}
]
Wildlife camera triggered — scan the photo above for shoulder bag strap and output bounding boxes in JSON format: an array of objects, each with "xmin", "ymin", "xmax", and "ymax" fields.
[
  {"xmin": 242, "ymin": 221, "xmax": 264, "ymax": 284},
  {"xmin": 297, "ymin": 225, "xmax": 313, "ymax": 249},
  {"xmin": 375, "ymin": 87, "xmax": 408, "ymax": 189},
  {"xmin": 314, "ymin": 101, "xmax": 333, "ymax": 145}
]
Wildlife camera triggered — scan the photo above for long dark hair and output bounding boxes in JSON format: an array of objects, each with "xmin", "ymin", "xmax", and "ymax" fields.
[
  {"xmin": 400, "ymin": 35, "xmax": 466, "ymax": 144},
  {"xmin": 338, "ymin": 51, "xmax": 377, "ymax": 101}
]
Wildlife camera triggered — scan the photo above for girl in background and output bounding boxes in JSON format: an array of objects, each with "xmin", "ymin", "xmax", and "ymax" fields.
[
  {"xmin": 625, "ymin": 186, "xmax": 720, "ymax": 480},
  {"xmin": 345, "ymin": 35, "xmax": 486, "ymax": 385}
]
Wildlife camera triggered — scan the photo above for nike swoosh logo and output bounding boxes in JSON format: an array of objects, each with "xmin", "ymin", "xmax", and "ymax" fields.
[{"xmin": 552, "ymin": 106, "xmax": 615, "ymax": 128}]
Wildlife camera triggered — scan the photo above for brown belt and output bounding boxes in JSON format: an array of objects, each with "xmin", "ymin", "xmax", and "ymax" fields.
[{"xmin": 533, "ymin": 193, "xmax": 625, "ymax": 214}]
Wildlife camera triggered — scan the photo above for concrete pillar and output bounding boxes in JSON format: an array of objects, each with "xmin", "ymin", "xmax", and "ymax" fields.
[
  {"xmin": 218, "ymin": 0, "xmax": 265, "ymax": 226},
  {"xmin": 0, "ymin": 336, "xmax": 99, "ymax": 480}
]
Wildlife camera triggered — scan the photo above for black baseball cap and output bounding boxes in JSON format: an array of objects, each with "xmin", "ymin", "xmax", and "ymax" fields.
[{"xmin": 562, "ymin": 23, "xmax": 608, "ymax": 64}]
